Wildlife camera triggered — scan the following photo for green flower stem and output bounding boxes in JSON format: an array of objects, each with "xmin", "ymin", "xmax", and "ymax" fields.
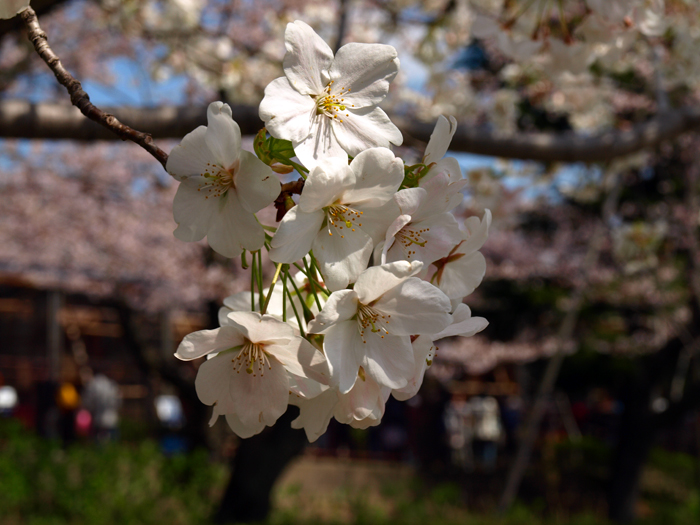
[
  {"xmin": 281, "ymin": 270, "xmax": 288, "ymax": 322},
  {"xmin": 256, "ymin": 250, "xmax": 264, "ymax": 311},
  {"xmin": 250, "ymin": 251, "xmax": 257, "ymax": 312},
  {"xmin": 292, "ymin": 262, "xmax": 329, "ymax": 297},
  {"xmin": 308, "ymin": 252, "xmax": 330, "ymax": 296},
  {"xmin": 288, "ymin": 160, "xmax": 309, "ymax": 178},
  {"xmin": 261, "ymin": 263, "xmax": 285, "ymax": 315},
  {"xmin": 303, "ymin": 257, "xmax": 323, "ymax": 310},
  {"xmin": 284, "ymin": 269, "xmax": 305, "ymax": 338},
  {"xmin": 288, "ymin": 270, "xmax": 314, "ymax": 320}
]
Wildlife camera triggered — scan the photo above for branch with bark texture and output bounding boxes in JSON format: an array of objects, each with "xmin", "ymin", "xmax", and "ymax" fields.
[
  {"xmin": 4, "ymin": 99, "xmax": 700, "ymax": 163},
  {"xmin": 19, "ymin": 7, "xmax": 169, "ymax": 169}
]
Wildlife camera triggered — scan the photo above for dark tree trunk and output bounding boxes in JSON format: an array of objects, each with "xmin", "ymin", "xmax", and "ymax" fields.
[
  {"xmin": 607, "ymin": 338, "xmax": 684, "ymax": 522},
  {"xmin": 607, "ymin": 392, "xmax": 656, "ymax": 522},
  {"xmin": 214, "ymin": 406, "xmax": 307, "ymax": 524}
]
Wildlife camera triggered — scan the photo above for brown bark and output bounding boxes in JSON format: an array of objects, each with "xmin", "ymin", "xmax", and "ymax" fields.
[{"xmin": 4, "ymin": 99, "xmax": 700, "ymax": 163}]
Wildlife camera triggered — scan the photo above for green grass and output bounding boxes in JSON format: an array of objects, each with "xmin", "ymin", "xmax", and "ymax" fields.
[
  {"xmin": 0, "ymin": 419, "xmax": 227, "ymax": 525},
  {"xmin": 1, "ymin": 419, "xmax": 698, "ymax": 525}
]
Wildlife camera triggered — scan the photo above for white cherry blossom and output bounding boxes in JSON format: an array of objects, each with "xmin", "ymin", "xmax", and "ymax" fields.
[
  {"xmin": 259, "ymin": 20, "xmax": 403, "ymax": 170},
  {"xmin": 175, "ymin": 311, "xmax": 328, "ymax": 438},
  {"xmin": 269, "ymin": 148, "xmax": 403, "ymax": 291},
  {"xmin": 166, "ymin": 102, "xmax": 280, "ymax": 257},
  {"xmin": 430, "ymin": 209, "xmax": 491, "ymax": 301},
  {"xmin": 393, "ymin": 304, "xmax": 489, "ymax": 401},
  {"xmin": 291, "ymin": 370, "xmax": 390, "ymax": 442},
  {"xmin": 421, "ymin": 115, "xmax": 467, "ymax": 189},
  {"xmin": 307, "ymin": 261, "xmax": 452, "ymax": 394},
  {"xmin": 381, "ymin": 173, "xmax": 466, "ymax": 266}
]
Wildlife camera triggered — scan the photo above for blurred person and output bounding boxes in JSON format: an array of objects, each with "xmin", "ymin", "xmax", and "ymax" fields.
[
  {"xmin": 444, "ymin": 393, "xmax": 474, "ymax": 470},
  {"xmin": 471, "ymin": 396, "xmax": 502, "ymax": 470},
  {"xmin": 13, "ymin": 358, "xmax": 36, "ymax": 429},
  {"xmin": 56, "ymin": 380, "xmax": 81, "ymax": 445},
  {"xmin": 82, "ymin": 373, "xmax": 121, "ymax": 442},
  {"xmin": 501, "ymin": 395, "xmax": 523, "ymax": 453}
]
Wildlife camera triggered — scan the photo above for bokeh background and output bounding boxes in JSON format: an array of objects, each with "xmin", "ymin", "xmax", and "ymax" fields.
[{"xmin": 2, "ymin": 1, "xmax": 700, "ymax": 524}]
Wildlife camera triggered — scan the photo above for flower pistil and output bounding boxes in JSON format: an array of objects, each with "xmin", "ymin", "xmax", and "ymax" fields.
[
  {"xmin": 197, "ymin": 160, "xmax": 240, "ymax": 199},
  {"xmin": 314, "ymin": 80, "xmax": 354, "ymax": 122},
  {"xmin": 325, "ymin": 204, "xmax": 363, "ymax": 238},
  {"xmin": 356, "ymin": 304, "xmax": 391, "ymax": 341},
  {"xmin": 232, "ymin": 340, "xmax": 272, "ymax": 376}
]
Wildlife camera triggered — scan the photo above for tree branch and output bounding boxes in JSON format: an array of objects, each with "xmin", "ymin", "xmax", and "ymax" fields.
[
  {"xmin": 4, "ymin": 98, "xmax": 700, "ymax": 163},
  {"xmin": 19, "ymin": 7, "xmax": 169, "ymax": 169}
]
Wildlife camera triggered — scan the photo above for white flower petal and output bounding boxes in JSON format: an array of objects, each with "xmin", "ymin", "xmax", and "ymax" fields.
[
  {"xmin": 259, "ymin": 77, "xmax": 316, "ymax": 144},
  {"xmin": 392, "ymin": 335, "xmax": 433, "ymax": 401},
  {"xmin": 414, "ymin": 173, "xmax": 468, "ymax": 220},
  {"xmin": 423, "ymin": 156, "xmax": 464, "ymax": 185},
  {"xmin": 265, "ymin": 337, "xmax": 329, "ymax": 385},
  {"xmin": 225, "ymin": 412, "xmax": 266, "ymax": 439},
  {"xmin": 341, "ymin": 148, "xmax": 404, "ymax": 207},
  {"xmin": 312, "ymin": 225, "xmax": 373, "ymax": 291},
  {"xmin": 423, "ymin": 115, "xmax": 457, "ymax": 164},
  {"xmin": 353, "ymin": 261, "xmax": 422, "ymax": 305},
  {"xmin": 323, "ymin": 321, "xmax": 364, "ymax": 394},
  {"xmin": 353, "ymin": 200, "xmax": 400, "ymax": 244},
  {"xmin": 374, "ymin": 278, "xmax": 451, "ymax": 335},
  {"xmin": 329, "ymin": 43, "xmax": 399, "ymax": 107},
  {"xmin": 166, "ymin": 126, "xmax": 212, "ymax": 182},
  {"xmin": 283, "ymin": 20, "xmax": 334, "ymax": 96},
  {"xmin": 235, "ymin": 150, "xmax": 279, "ymax": 213},
  {"xmin": 222, "ymin": 292, "xmax": 253, "ymax": 315},
  {"xmin": 382, "ymin": 214, "xmax": 412, "ymax": 264},
  {"xmin": 175, "ymin": 325, "xmax": 244, "ymax": 361},
  {"xmin": 361, "ymin": 333, "xmax": 413, "ymax": 390},
  {"xmin": 269, "ymin": 207, "xmax": 325, "ymax": 264},
  {"xmin": 460, "ymin": 209, "xmax": 492, "ymax": 254},
  {"xmin": 291, "ymin": 389, "xmax": 337, "ymax": 442},
  {"xmin": 336, "ymin": 373, "xmax": 384, "ymax": 421},
  {"xmin": 299, "ymin": 157, "xmax": 355, "ymax": 213},
  {"xmin": 172, "ymin": 180, "xmax": 216, "ymax": 242},
  {"xmin": 230, "ymin": 356, "xmax": 289, "ymax": 427},
  {"xmin": 394, "ymin": 188, "xmax": 427, "ymax": 216},
  {"xmin": 226, "ymin": 311, "xmax": 294, "ymax": 344},
  {"xmin": 307, "ymin": 289, "xmax": 359, "ymax": 334},
  {"xmin": 437, "ymin": 251, "xmax": 487, "ymax": 300},
  {"xmin": 294, "ymin": 113, "xmax": 349, "ymax": 171},
  {"xmin": 331, "ymin": 106, "xmax": 403, "ymax": 157},
  {"xmin": 195, "ymin": 354, "xmax": 239, "ymax": 416},
  {"xmin": 204, "ymin": 102, "xmax": 241, "ymax": 169},
  {"xmin": 434, "ymin": 303, "xmax": 489, "ymax": 339},
  {"xmin": 288, "ymin": 373, "xmax": 328, "ymax": 399},
  {"xmin": 207, "ymin": 191, "xmax": 265, "ymax": 255}
]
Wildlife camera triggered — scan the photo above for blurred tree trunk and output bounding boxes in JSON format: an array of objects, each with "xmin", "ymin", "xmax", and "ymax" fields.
[
  {"xmin": 607, "ymin": 339, "xmax": 684, "ymax": 522},
  {"xmin": 607, "ymin": 381, "xmax": 656, "ymax": 522},
  {"xmin": 214, "ymin": 407, "xmax": 307, "ymax": 524}
]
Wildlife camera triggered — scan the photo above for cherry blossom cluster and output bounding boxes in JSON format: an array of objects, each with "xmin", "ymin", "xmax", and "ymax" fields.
[{"xmin": 165, "ymin": 21, "xmax": 490, "ymax": 441}]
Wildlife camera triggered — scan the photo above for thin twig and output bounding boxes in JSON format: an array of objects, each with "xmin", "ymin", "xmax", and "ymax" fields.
[{"xmin": 20, "ymin": 7, "xmax": 169, "ymax": 169}]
